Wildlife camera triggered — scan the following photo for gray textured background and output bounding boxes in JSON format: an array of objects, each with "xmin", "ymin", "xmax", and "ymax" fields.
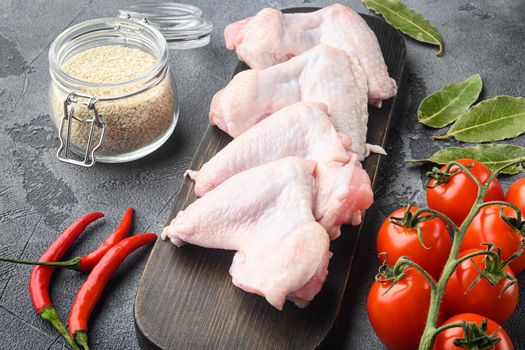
[{"xmin": 0, "ymin": 0, "xmax": 523, "ymax": 349}]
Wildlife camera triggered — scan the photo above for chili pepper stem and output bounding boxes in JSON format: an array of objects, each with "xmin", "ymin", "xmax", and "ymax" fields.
[
  {"xmin": 39, "ymin": 307, "xmax": 80, "ymax": 350},
  {"xmin": 0, "ymin": 257, "xmax": 81, "ymax": 271},
  {"xmin": 74, "ymin": 331, "xmax": 90, "ymax": 350}
]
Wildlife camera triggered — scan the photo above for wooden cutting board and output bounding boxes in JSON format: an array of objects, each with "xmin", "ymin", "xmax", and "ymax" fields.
[{"xmin": 135, "ymin": 8, "xmax": 406, "ymax": 350}]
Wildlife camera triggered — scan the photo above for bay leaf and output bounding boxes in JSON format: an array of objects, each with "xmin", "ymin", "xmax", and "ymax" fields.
[
  {"xmin": 408, "ymin": 144, "xmax": 525, "ymax": 175},
  {"xmin": 438, "ymin": 96, "xmax": 525, "ymax": 142},
  {"xmin": 418, "ymin": 74, "xmax": 482, "ymax": 128},
  {"xmin": 362, "ymin": 0, "xmax": 443, "ymax": 56}
]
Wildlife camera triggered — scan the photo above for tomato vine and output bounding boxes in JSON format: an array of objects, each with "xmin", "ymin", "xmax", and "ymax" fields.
[{"xmin": 379, "ymin": 159, "xmax": 525, "ymax": 350}]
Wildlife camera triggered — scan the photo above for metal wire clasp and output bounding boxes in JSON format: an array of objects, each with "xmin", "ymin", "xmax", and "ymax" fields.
[{"xmin": 56, "ymin": 92, "xmax": 105, "ymax": 167}]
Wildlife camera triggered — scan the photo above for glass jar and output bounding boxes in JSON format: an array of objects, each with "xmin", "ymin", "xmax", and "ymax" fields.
[{"xmin": 49, "ymin": 17, "xmax": 179, "ymax": 166}]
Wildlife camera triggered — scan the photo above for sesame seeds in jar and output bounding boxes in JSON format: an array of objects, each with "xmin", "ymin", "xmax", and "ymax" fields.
[
  {"xmin": 49, "ymin": 18, "xmax": 178, "ymax": 165},
  {"xmin": 51, "ymin": 45, "xmax": 175, "ymax": 156},
  {"xmin": 61, "ymin": 46, "xmax": 157, "ymax": 84}
]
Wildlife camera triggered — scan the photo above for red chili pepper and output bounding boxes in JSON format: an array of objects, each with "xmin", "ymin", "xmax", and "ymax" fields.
[
  {"xmin": 32, "ymin": 212, "xmax": 104, "ymax": 350},
  {"xmin": 69, "ymin": 233, "xmax": 157, "ymax": 349},
  {"xmin": 79, "ymin": 208, "xmax": 133, "ymax": 271},
  {"xmin": 0, "ymin": 208, "xmax": 133, "ymax": 271}
]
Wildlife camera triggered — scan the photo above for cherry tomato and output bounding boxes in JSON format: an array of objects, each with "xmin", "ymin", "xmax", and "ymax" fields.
[
  {"xmin": 442, "ymin": 249, "xmax": 518, "ymax": 324},
  {"xmin": 377, "ymin": 206, "xmax": 451, "ymax": 279},
  {"xmin": 462, "ymin": 204, "xmax": 525, "ymax": 273},
  {"xmin": 426, "ymin": 159, "xmax": 504, "ymax": 226},
  {"xmin": 368, "ymin": 267, "xmax": 441, "ymax": 350},
  {"xmin": 433, "ymin": 313, "xmax": 514, "ymax": 350},
  {"xmin": 506, "ymin": 177, "xmax": 525, "ymax": 215}
]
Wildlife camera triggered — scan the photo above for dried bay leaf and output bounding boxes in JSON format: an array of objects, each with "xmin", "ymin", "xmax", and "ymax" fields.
[
  {"xmin": 418, "ymin": 74, "xmax": 482, "ymax": 128},
  {"xmin": 437, "ymin": 96, "xmax": 525, "ymax": 142},
  {"xmin": 408, "ymin": 144, "xmax": 525, "ymax": 175},
  {"xmin": 362, "ymin": 0, "xmax": 443, "ymax": 55}
]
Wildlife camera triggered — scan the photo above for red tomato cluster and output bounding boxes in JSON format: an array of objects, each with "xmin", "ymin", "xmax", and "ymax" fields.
[{"xmin": 368, "ymin": 159, "xmax": 524, "ymax": 350}]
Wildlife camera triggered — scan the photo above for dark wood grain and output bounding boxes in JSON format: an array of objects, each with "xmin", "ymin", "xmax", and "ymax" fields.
[{"xmin": 134, "ymin": 9, "xmax": 406, "ymax": 350}]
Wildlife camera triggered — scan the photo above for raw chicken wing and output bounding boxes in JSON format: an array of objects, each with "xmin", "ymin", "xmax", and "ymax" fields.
[
  {"xmin": 224, "ymin": 3, "xmax": 397, "ymax": 106},
  {"xmin": 162, "ymin": 157, "xmax": 332, "ymax": 310},
  {"xmin": 210, "ymin": 45, "xmax": 373, "ymax": 157},
  {"xmin": 192, "ymin": 102, "xmax": 350, "ymax": 195}
]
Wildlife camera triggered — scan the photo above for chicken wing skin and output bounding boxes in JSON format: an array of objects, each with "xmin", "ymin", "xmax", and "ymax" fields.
[
  {"xmin": 162, "ymin": 157, "xmax": 332, "ymax": 310},
  {"xmin": 224, "ymin": 3, "xmax": 397, "ymax": 106}
]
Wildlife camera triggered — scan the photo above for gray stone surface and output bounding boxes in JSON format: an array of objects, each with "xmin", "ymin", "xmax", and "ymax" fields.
[{"xmin": 0, "ymin": 0, "xmax": 523, "ymax": 349}]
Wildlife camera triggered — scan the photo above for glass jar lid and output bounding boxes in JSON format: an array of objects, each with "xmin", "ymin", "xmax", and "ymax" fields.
[{"xmin": 118, "ymin": 2, "xmax": 212, "ymax": 49}]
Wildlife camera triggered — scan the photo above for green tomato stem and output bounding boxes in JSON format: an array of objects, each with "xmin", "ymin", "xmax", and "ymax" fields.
[
  {"xmin": 417, "ymin": 159, "xmax": 522, "ymax": 350},
  {"xmin": 454, "ymin": 162, "xmax": 482, "ymax": 185},
  {"xmin": 428, "ymin": 322, "xmax": 464, "ymax": 346},
  {"xmin": 412, "ymin": 207, "xmax": 460, "ymax": 233},
  {"xmin": 450, "ymin": 250, "xmax": 498, "ymax": 272},
  {"xmin": 395, "ymin": 257, "xmax": 436, "ymax": 291},
  {"xmin": 419, "ymin": 162, "xmax": 495, "ymax": 350}
]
